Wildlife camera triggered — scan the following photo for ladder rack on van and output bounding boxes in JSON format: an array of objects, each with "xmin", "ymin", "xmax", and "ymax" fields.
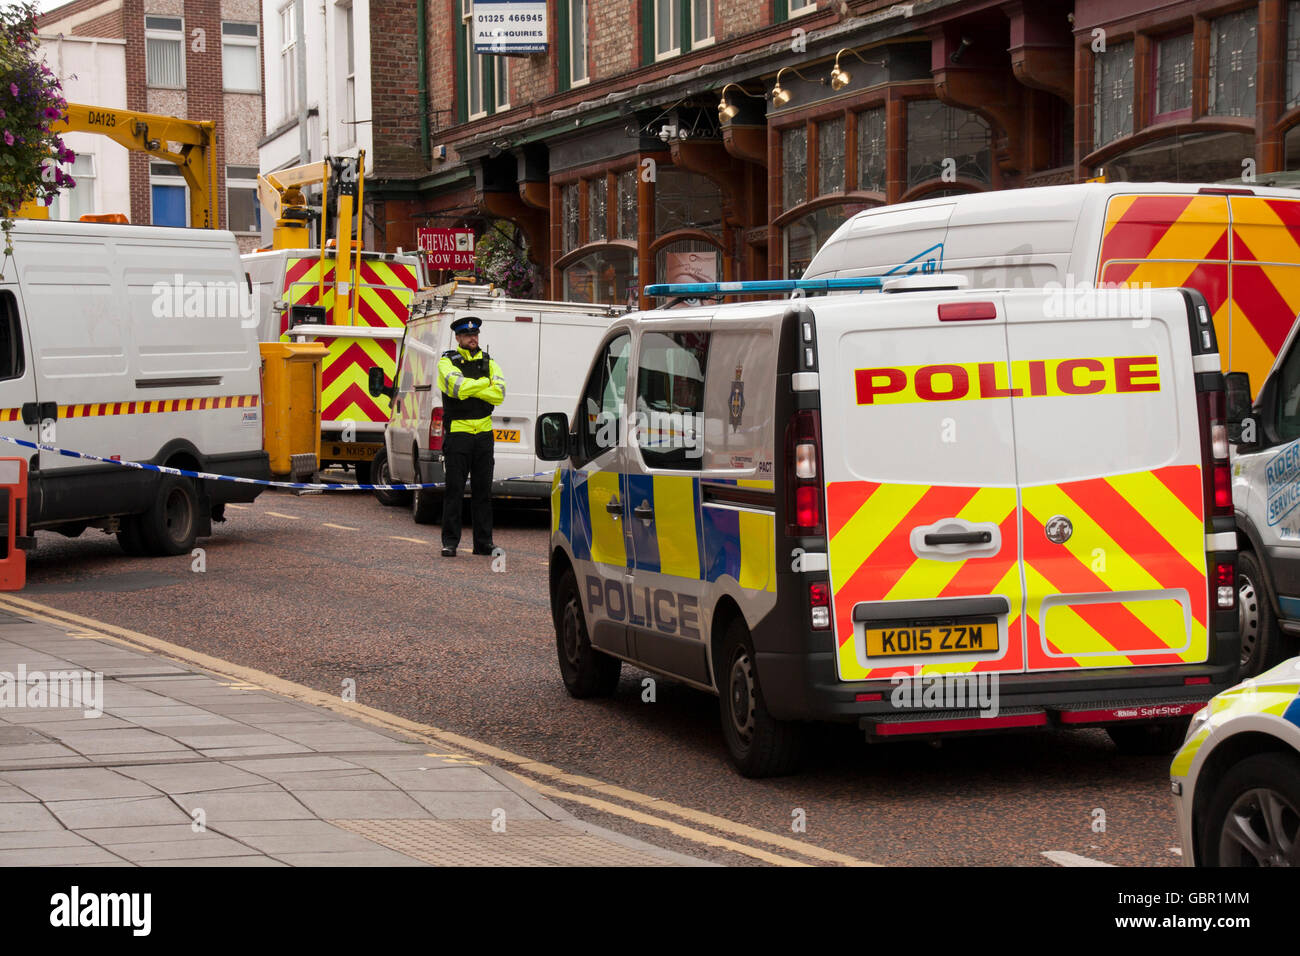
[{"xmin": 643, "ymin": 277, "xmax": 886, "ymax": 298}]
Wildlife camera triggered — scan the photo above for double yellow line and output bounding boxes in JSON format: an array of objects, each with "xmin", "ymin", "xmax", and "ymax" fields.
[{"xmin": 0, "ymin": 593, "xmax": 877, "ymax": 867}]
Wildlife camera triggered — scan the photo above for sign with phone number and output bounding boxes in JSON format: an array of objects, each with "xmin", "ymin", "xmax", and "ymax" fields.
[{"xmin": 472, "ymin": 0, "xmax": 547, "ymax": 54}]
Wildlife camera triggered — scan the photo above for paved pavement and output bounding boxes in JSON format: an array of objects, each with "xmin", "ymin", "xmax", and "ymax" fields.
[{"xmin": 0, "ymin": 607, "xmax": 705, "ymax": 866}]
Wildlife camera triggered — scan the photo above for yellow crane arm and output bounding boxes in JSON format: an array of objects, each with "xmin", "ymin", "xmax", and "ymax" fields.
[{"xmin": 53, "ymin": 103, "xmax": 218, "ymax": 229}]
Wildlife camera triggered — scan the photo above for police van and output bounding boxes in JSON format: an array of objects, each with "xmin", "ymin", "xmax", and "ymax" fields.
[{"xmin": 536, "ymin": 274, "xmax": 1240, "ymax": 776}]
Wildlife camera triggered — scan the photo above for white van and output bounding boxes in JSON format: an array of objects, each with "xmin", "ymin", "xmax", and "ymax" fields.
[
  {"xmin": 370, "ymin": 284, "xmax": 624, "ymax": 521},
  {"xmin": 803, "ymin": 182, "xmax": 1300, "ymax": 395},
  {"xmin": 538, "ymin": 276, "xmax": 1239, "ymax": 776},
  {"xmin": 0, "ymin": 220, "xmax": 269, "ymax": 555}
]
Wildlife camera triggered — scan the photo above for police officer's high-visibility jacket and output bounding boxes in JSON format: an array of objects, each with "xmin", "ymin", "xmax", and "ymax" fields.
[{"xmin": 438, "ymin": 346, "xmax": 505, "ymax": 435}]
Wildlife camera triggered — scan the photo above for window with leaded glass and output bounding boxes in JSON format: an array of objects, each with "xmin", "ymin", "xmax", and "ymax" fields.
[
  {"xmin": 617, "ymin": 169, "xmax": 638, "ymax": 240},
  {"xmin": 1093, "ymin": 41, "xmax": 1133, "ymax": 147},
  {"xmin": 562, "ymin": 182, "xmax": 580, "ymax": 253},
  {"xmin": 817, "ymin": 118, "xmax": 845, "ymax": 195},
  {"xmin": 783, "ymin": 206, "xmax": 854, "ymax": 279},
  {"xmin": 1209, "ymin": 9, "xmax": 1257, "ymax": 117},
  {"xmin": 589, "ymin": 179, "xmax": 608, "ymax": 243},
  {"xmin": 856, "ymin": 107, "xmax": 886, "ymax": 193},
  {"xmin": 562, "ymin": 248, "xmax": 637, "ymax": 305},
  {"xmin": 1153, "ymin": 33, "xmax": 1192, "ymax": 121},
  {"xmin": 906, "ymin": 101, "xmax": 992, "ymax": 188},
  {"xmin": 1289, "ymin": 2, "xmax": 1300, "ymax": 109},
  {"xmin": 782, "ymin": 126, "xmax": 807, "ymax": 211},
  {"xmin": 656, "ymin": 238, "xmax": 721, "ymax": 286},
  {"xmin": 655, "ymin": 168, "xmax": 723, "ymax": 234}
]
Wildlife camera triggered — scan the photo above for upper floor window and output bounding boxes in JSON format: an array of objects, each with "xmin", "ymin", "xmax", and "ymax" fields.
[
  {"xmin": 776, "ymin": 0, "xmax": 817, "ymax": 20},
  {"xmin": 145, "ymin": 15, "xmax": 184, "ymax": 88},
  {"xmin": 692, "ymin": 0, "xmax": 713, "ymax": 48},
  {"xmin": 460, "ymin": 1, "xmax": 506, "ymax": 119},
  {"xmin": 568, "ymin": 0, "xmax": 589, "ymax": 87},
  {"xmin": 279, "ymin": 4, "xmax": 298, "ymax": 121},
  {"xmin": 1152, "ymin": 33, "xmax": 1192, "ymax": 122},
  {"xmin": 817, "ymin": 117, "xmax": 845, "ymax": 195},
  {"xmin": 655, "ymin": 0, "xmax": 682, "ymax": 59},
  {"xmin": 1288, "ymin": 1, "xmax": 1300, "ymax": 109},
  {"xmin": 652, "ymin": 0, "xmax": 712, "ymax": 61},
  {"xmin": 1093, "ymin": 40, "xmax": 1134, "ymax": 148},
  {"xmin": 1209, "ymin": 8, "xmax": 1257, "ymax": 117},
  {"xmin": 342, "ymin": 3, "xmax": 356, "ymax": 145},
  {"xmin": 907, "ymin": 101, "xmax": 991, "ymax": 188},
  {"xmin": 226, "ymin": 166, "xmax": 262, "ymax": 234},
  {"xmin": 856, "ymin": 107, "xmax": 887, "ymax": 193},
  {"xmin": 782, "ymin": 126, "xmax": 807, "ymax": 211},
  {"xmin": 222, "ymin": 22, "xmax": 260, "ymax": 93},
  {"xmin": 655, "ymin": 168, "xmax": 723, "ymax": 234}
]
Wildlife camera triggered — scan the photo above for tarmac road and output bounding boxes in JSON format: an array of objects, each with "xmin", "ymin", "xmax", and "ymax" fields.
[{"xmin": 19, "ymin": 485, "xmax": 1187, "ymax": 867}]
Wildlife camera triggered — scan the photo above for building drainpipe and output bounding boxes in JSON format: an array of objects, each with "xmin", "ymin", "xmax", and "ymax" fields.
[
  {"xmin": 417, "ymin": 0, "xmax": 430, "ymax": 165},
  {"xmin": 295, "ymin": 0, "xmax": 309, "ymax": 165}
]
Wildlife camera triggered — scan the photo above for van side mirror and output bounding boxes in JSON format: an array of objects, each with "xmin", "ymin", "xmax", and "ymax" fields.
[
  {"xmin": 536, "ymin": 412, "xmax": 571, "ymax": 461},
  {"xmin": 368, "ymin": 366, "xmax": 394, "ymax": 400},
  {"xmin": 1224, "ymin": 372, "xmax": 1255, "ymax": 446}
]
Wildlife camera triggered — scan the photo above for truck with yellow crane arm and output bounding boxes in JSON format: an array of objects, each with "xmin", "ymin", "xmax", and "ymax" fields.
[{"xmin": 243, "ymin": 151, "xmax": 424, "ymax": 484}]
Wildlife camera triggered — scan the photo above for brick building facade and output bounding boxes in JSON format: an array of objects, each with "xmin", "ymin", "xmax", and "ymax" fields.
[
  {"xmin": 39, "ymin": 0, "xmax": 266, "ymax": 253},
  {"xmin": 346, "ymin": 2, "xmax": 1295, "ymax": 302}
]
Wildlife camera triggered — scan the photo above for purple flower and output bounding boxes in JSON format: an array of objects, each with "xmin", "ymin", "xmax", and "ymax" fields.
[
  {"xmin": 3, "ymin": 131, "xmax": 12, "ymax": 147},
  {"xmin": 8, "ymin": 83, "xmax": 17, "ymax": 98}
]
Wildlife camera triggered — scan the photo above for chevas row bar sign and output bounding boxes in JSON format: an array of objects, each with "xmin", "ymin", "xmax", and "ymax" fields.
[{"xmin": 418, "ymin": 228, "xmax": 476, "ymax": 271}]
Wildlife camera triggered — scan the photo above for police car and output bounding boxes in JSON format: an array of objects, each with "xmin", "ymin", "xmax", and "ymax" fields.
[
  {"xmin": 1170, "ymin": 657, "xmax": 1300, "ymax": 866},
  {"xmin": 536, "ymin": 275, "xmax": 1240, "ymax": 777}
]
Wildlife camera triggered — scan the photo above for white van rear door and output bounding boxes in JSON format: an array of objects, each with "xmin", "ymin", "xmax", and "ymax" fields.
[
  {"xmin": 0, "ymin": 287, "xmax": 40, "ymax": 464},
  {"xmin": 1003, "ymin": 288, "xmax": 1209, "ymax": 673},
  {"xmin": 477, "ymin": 312, "xmax": 538, "ymax": 480},
  {"xmin": 819, "ymin": 294, "xmax": 1027, "ymax": 682}
]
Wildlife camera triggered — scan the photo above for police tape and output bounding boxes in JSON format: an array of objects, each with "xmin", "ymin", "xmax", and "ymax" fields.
[{"xmin": 0, "ymin": 435, "xmax": 552, "ymax": 492}]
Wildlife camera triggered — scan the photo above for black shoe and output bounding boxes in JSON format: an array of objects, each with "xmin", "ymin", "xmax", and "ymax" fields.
[
  {"xmin": 472, "ymin": 543, "xmax": 497, "ymax": 555},
  {"xmin": 441, "ymin": 546, "xmax": 456, "ymax": 557}
]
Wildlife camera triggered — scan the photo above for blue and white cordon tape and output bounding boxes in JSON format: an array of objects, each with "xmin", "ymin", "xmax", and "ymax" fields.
[{"xmin": 0, "ymin": 435, "xmax": 551, "ymax": 492}]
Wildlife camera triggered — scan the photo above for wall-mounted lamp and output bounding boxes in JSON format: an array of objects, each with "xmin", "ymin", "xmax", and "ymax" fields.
[
  {"xmin": 770, "ymin": 67, "xmax": 813, "ymax": 107},
  {"xmin": 949, "ymin": 36, "xmax": 973, "ymax": 64},
  {"xmin": 717, "ymin": 83, "xmax": 762, "ymax": 123},
  {"xmin": 829, "ymin": 47, "xmax": 887, "ymax": 91}
]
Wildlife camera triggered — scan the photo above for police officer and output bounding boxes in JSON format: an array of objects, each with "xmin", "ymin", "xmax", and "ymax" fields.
[{"xmin": 437, "ymin": 315, "xmax": 505, "ymax": 557}]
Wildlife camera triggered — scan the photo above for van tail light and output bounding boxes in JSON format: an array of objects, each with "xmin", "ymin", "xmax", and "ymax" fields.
[
  {"xmin": 809, "ymin": 581, "xmax": 831, "ymax": 630},
  {"xmin": 785, "ymin": 409, "xmax": 825, "ymax": 537},
  {"xmin": 1197, "ymin": 389, "xmax": 1232, "ymax": 518},
  {"xmin": 429, "ymin": 407, "xmax": 445, "ymax": 453},
  {"xmin": 1215, "ymin": 560, "xmax": 1235, "ymax": 610}
]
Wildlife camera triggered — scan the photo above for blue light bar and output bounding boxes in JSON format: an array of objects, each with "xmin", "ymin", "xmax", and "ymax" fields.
[{"xmin": 644, "ymin": 277, "xmax": 885, "ymax": 297}]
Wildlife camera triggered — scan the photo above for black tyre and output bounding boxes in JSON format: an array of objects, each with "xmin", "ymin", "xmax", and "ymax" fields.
[
  {"xmin": 1238, "ymin": 550, "xmax": 1283, "ymax": 678},
  {"xmin": 116, "ymin": 516, "xmax": 147, "ymax": 556},
  {"xmin": 371, "ymin": 448, "xmax": 410, "ymax": 507},
  {"xmin": 554, "ymin": 567, "xmax": 620, "ymax": 697},
  {"xmin": 138, "ymin": 475, "xmax": 199, "ymax": 556},
  {"xmin": 1200, "ymin": 752, "xmax": 1300, "ymax": 866},
  {"xmin": 411, "ymin": 462, "xmax": 441, "ymax": 525},
  {"xmin": 717, "ymin": 617, "xmax": 803, "ymax": 777},
  {"xmin": 1107, "ymin": 719, "xmax": 1190, "ymax": 756}
]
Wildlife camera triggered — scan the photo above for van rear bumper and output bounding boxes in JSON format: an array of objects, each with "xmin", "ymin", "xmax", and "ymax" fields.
[
  {"xmin": 417, "ymin": 454, "xmax": 550, "ymax": 499},
  {"xmin": 756, "ymin": 628, "xmax": 1241, "ymax": 727}
]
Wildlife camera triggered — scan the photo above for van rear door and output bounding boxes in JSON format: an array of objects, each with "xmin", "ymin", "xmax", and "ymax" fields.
[
  {"xmin": 1003, "ymin": 287, "xmax": 1209, "ymax": 672},
  {"xmin": 820, "ymin": 293, "xmax": 1027, "ymax": 682}
]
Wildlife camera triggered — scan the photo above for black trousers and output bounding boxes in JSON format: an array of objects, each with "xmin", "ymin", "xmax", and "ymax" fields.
[{"xmin": 441, "ymin": 430, "xmax": 494, "ymax": 551}]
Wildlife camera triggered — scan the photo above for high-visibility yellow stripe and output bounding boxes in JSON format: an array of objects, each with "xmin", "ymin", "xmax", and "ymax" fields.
[
  {"xmin": 830, "ymin": 483, "xmax": 928, "ymax": 591},
  {"xmin": 884, "ymin": 487, "xmax": 1016, "ymax": 602},
  {"xmin": 1231, "ymin": 198, "xmax": 1300, "ymax": 264},
  {"xmin": 1104, "ymin": 470, "xmax": 1203, "ymax": 569},
  {"xmin": 1146, "ymin": 196, "xmax": 1229, "ymax": 261},
  {"xmin": 587, "ymin": 471, "xmax": 625, "ymax": 568},
  {"xmin": 737, "ymin": 511, "xmax": 774, "ymax": 592},
  {"xmin": 551, "ymin": 471, "xmax": 561, "ymax": 536},
  {"xmin": 653, "ymin": 475, "xmax": 699, "ymax": 580}
]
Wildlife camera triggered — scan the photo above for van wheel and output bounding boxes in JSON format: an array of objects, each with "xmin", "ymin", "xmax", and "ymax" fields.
[
  {"xmin": 1238, "ymin": 551, "xmax": 1282, "ymax": 677},
  {"xmin": 554, "ymin": 568, "xmax": 620, "ymax": 697},
  {"xmin": 717, "ymin": 618, "xmax": 803, "ymax": 777},
  {"xmin": 1200, "ymin": 753, "xmax": 1300, "ymax": 866},
  {"xmin": 139, "ymin": 475, "xmax": 199, "ymax": 556},
  {"xmin": 1106, "ymin": 719, "xmax": 1189, "ymax": 756},
  {"xmin": 116, "ymin": 516, "xmax": 147, "ymax": 556},
  {"xmin": 411, "ymin": 464, "xmax": 440, "ymax": 525},
  {"xmin": 371, "ymin": 449, "xmax": 410, "ymax": 507}
]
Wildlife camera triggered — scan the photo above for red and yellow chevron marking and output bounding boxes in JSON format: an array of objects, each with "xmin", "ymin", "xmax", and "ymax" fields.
[
  {"xmin": 1227, "ymin": 197, "xmax": 1300, "ymax": 386},
  {"xmin": 319, "ymin": 335, "xmax": 397, "ymax": 425},
  {"xmin": 279, "ymin": 257, "xmax": 417, "ymax": 335},
  {"xmin": 1021, "ymin": 465, "xmax": 1207, "ymax": 671},
  {"xmin": 1098, "ymin": 193, "xmax": 1300, "ymax": 389},
  {"xmin": 827, "ymin": 482, "xmax": 1024, "ymax": 680},
  {"xmin": 0, "ymin": 395, "xmax": 257, "ymax": 422}
]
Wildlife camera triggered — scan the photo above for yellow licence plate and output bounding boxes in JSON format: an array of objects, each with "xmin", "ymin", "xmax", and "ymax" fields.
[
  {"xmin": 493, "ymin": 429, "xmax": 521, "ymax": 443},
  {"xmin": 864, "ymin": 620, "xmax": 998, "ymax": 657}
]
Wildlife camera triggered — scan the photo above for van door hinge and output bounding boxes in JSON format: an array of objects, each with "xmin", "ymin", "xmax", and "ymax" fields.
[{"xmin": 20, "ymin": 402, "xmax": 57, "ymax": 426}]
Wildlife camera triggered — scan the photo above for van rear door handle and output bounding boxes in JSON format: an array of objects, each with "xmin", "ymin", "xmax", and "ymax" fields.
[
  {"xmin": 605, "ymin": 498, "xmax": 623, "ymax": 518},
  {"xmin": 633, "ymin": 504, "xmax": 654, "ymax": 520},
  {"xmin": 923, "ymin": 530, "xmax": 992, "ymax": 545}
]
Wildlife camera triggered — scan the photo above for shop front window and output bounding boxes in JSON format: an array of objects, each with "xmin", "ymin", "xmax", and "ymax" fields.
[
  {"xmin": 655, "ymin": 167, "xmax": 723, "ymax": 234},
  {"xmin": 907, "ymin": 101, "xmax": 991, "ymax": 188},
  {"xmin": 562, "ymin": 182, "xmax": 579, "ymax": 253},
  {"xmin": 783, "ymin": 205, "xmax": 862, "ymax": 279},
  {"xmin": 1093, "ymin": 40, "xmax": 1134, "ymax": 148},
  {"xmin": 856, "ymin": 107, "xmax": 886, "ymax": 193},
  {"xmin": 1289, "ymin": 1, "xmax": 1300, "ymax": 109},
  {"xmin": 589, "ymin": 178, "xmax": 608, "ymax": 243},
  {"xmin": 1105, "ymin": 130, "xmax": 1256, "ymax": 182},
  {"xmin": 1209, "ymin": 8, "xmax": 1257, "ymax": 118},
  {"xmin": 817, "ymin": 117, "xmax": 845, "ymax": 195},
  {"xmin": 562, "ymin": 247, "xmax": 637, "ymax": 305},
  {"xmin": 656, "ymin": 238, "xmax": 722, "ymax": 286},
  {"xmin": 782, "ymin": 126, "xmax": 807, "ymax": 211},
  {"xmin": 617, "ymin": 169, "xmax": 638, "ymax": 240},
  {"xmin": 1153, "ymin": 33, "xmax": 1193, "ymax": 122}
]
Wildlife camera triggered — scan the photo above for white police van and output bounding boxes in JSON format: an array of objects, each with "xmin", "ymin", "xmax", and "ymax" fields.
[{"xmin": 536, "ymin": 275, "xmax": 1240, "ymax": 776}]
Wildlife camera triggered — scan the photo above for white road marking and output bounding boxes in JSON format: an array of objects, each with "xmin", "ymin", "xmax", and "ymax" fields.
[
  {"xmin": 264, "ymin": 511, "xmax": 300, "ymax": 520},
  {"xmin": 323, "ymin": 523, "xmax": 358, "ymax": 531},
  {"xmin": 1170, "ymin": 847, "xmax": 1183, "ymax": 856},
  {"xmin": 226, "ymin": 504, "xmax": 248, "ymax": 510},
  {"xmin": 1041, "ymin": 850, "xmax": 1115, "ymax": 867},
  {"xmin": 389, "ymin": 536, "xmax": 427, "ymax": 544}
]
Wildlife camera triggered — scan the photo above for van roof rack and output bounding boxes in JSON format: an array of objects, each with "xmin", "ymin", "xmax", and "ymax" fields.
[{"xmin": 643, "ymin": 277, "xmax": 885, "ymax": 298}]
